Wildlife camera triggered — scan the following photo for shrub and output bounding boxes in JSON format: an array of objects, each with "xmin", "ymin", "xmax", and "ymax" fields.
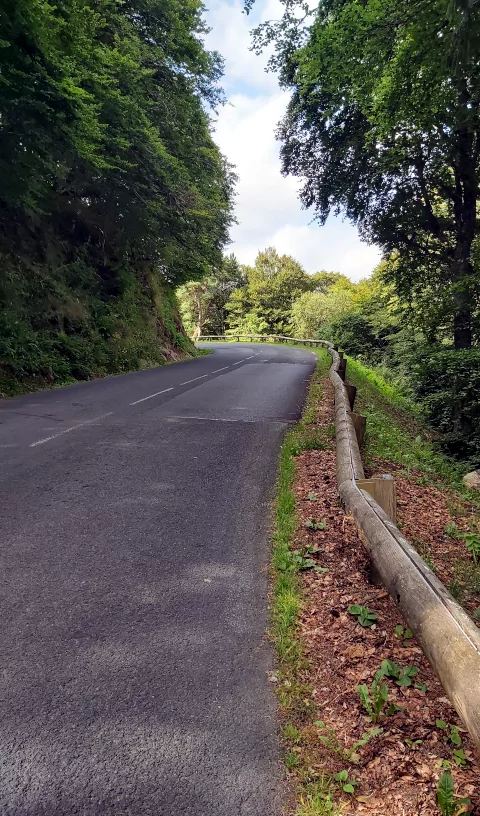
[{"xmin": 411, "ymin": 348, "xmax": 480, "ymax": 462}]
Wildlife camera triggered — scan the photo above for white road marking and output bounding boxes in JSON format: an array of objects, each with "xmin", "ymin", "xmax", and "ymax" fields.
[
  {"xmin": 30, "ymin": 412, "xmax": 113, "ymax": 447},
  {"xmin": 130, "ymin": 387, "xmax": 174, "ymax": 406},
  {"xmin": 180, "ymin": 375, "xmax": 209, "ymax": 386},
  {"xmin": 165, "ymin": 415, "xmax": 257, "ymax": 423},
  {"xmin": 211, "ymin": 366, "xmax": 230, "ymax": 373},
  {"xmin": 231, "ymin": 360, "xmax": 245, "ymax": 365},
  {"xmin": 244, "ymin": 355, "xmax": 256, "ymax": 360}
]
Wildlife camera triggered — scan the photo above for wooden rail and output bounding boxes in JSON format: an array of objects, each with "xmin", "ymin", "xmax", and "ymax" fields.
[{"xmin": 197, "ymin": 333, "xmax": 480, "ymax": 747}]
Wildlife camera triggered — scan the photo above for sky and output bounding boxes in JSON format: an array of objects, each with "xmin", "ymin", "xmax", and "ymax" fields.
[{"xmin": 203, "ymin": 0, "xmax": 382, "ymax": 281}]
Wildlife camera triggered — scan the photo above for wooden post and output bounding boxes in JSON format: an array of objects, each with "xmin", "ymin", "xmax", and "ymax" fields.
[
  {"xmin": 356, "ymin": 475, "xmax": 397, "ymax": 524},
  {"xmin": 338, "ymin": 358, "xmax": 347, "ymax": 381},
  {"xmin": 350, "ymin": 412, "xmax": 366, "ymax": 447},
  {"xmin": 345, "ymin": 383, "xmax": 357, "ymax": 410}
]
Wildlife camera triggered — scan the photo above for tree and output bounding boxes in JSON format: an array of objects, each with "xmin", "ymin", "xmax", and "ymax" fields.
[
  {"xmin": 291, "ymin": 285, "xmax": 355, "ymax": 338},
  {"xmin": 0, "ymin": 0, "xmax": 235, "ymax": 285},
  {"xmin": 226, "ymin": 248, "xmax": 311, "ymax": 335},
  {"xmin": 246, "ymin": 0, "xmax": 480, "ymax": 349},
  {"xmin": 0, "ymin": 0, "xmax": 236, "ymax": 390},
  {"xmin": 177, "ymin": 255, "xmax": 244, "ymax": 337}
]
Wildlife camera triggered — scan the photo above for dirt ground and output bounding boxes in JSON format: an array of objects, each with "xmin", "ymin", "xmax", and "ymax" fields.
[{"xmin": 289, "ymin": 377, "xmax": 480, "ymax": 815}]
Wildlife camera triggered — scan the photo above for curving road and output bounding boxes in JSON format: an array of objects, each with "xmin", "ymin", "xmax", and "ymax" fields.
[{"xmin": 0, "ymin": 343, "xmax": 316, "ymax": 816}]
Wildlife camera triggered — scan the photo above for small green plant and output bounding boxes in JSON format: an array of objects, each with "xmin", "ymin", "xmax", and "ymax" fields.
[
  {"xmin": 285, "ymin": 750, "xmax": 300, "ymax": 769},
  {"xmin": 459, "ymin": 532, "xmax": 480, "ymax": 565},
  {"xmin": 296, "ymin": 788, "xmax": 341, "ymax": 816},
  {"xmin": 424, "ymin": 554, "xmax": 437, "ymax": 572},
  {"xmin": 283, "ymin": 722, "xmax": 301, "ymax": 743},
  {"xmin": 276, "ymin": 549, "xmax": 328, "ymax": 574},
  {"xmin": 347, "ymin": 728, "xmax": 383, "ymax": 762},
  {"xmin": 307, "ymin": 492, "xmax": 317, "ymax": 501},
  {"xmin": 394, "ymin": 624, "xmax": 413, "ymax": 643},
  {"xmin": 436, "ymin": 721, "xmax": 469, "ymax": 765},
  {"xmin": 473, "ymin": 607, "xmax": 480, "ymax": 621},
  {"xmin": 315, "ymin": 721, "xmax": 382, "ymax": 763},
  {"xmin": 380, "ymin": 659, "xmax": 420, "ymax": 687},
  {"xmin": 437, "ymin": 770, "xmax": 471, "ymax": 816},
  {"xmin": 445, "ymin": 522, "xmax": 460, "ymax": 539},
  {"xmin": 448, "ymin": 578, "xmax": 464, "ymax": 601},
  {"xmin": 357, "ymin": 671, "xmax": 389, "ymax": 723},
  {"xmin": 305, "ymin": 518, "xmax": 327, "ymax": 531},
  {"xmin": 333, "ymin": 770, "xmax": 357, "ymax": 794},
  {"xmin": 348, "ymin": 605, "xmax": 378, "ymax": 627}
]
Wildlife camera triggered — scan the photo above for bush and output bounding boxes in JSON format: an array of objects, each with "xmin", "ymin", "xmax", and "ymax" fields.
[
  {"xmin": 411, "ymin": 348, "xmax": 480, "ymax": 462},
  {"xmin": 329, "ymin": 312, "xmax": 384, "ymax": 359}
]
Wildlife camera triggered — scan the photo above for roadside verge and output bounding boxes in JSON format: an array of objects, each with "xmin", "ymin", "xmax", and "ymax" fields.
[{"xmin": 271, "ymin": 348, "xmax": 480, "ymax": 815}]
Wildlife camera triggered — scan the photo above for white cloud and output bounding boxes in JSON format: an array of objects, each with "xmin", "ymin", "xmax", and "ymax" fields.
[{"xmin": 204, "ymin": 1, "xmax": 382, "ymax": 280}]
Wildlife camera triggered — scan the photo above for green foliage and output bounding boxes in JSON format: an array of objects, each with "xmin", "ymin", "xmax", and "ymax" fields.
[
  {"xmin": 459, "ymin": 532, "xmax": 480, "ymax": 565},
  {"xmin": 305, "ymin": 519, "xmax": 327, "ymax": 531},
  {"xmin": 356, "ymin": 673, "xmax": 389, "ymax": 723},
  {"xmin": 437, "ymin": 771, "xmax": 471, "ymax": 816},
  {"xmin": 332, "ymin": 770, "xmax": 357, "ymax": 795},
  {"xmin": 315, "ymin": 720, "xmax": 383, "ymax": 764},
  {"xmin": 411, "ymin": 349, "xmax": 480, "ymax": 461},
  {"xmin": 0, "ymin": 0, "xmax": 235, "ymax": 392},
  {"xmin": 380, "ymin": 659, "xmax": 420, "ymax": 688},
  {"xmin": 226, "ymin": 247, "xmax": 312, "ymax": 336},
  {"xmin": 346, "ymin": 356, "xmax": 469, "ymax": 483},
  {"xmin": 347, "ymin": 605, "xmax": 378, "ymax": 627},
  {"xmin": 250, "ymin": 0, "xmax": 480, "ymax": 350},
  {"xmin": 177, "ymin": 255, "xmax": 244, "ymax": 337},
  {"xmin": 394, "ymin": 625, "xmax": 413, "ymax": 643}
]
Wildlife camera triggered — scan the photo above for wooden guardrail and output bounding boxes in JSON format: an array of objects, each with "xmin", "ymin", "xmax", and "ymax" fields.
[
  {"xmin": 197, "ymin": 334, "xmax": 323, "ymax": 346},
  {"xmin": 197, "ymin": 333, "xmax": 480, "ymax": 747}
]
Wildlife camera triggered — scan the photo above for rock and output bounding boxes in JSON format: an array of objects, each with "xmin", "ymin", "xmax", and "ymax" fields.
[{"xmin": 463, "ymin": 470, "xmax": 480, "ymax": 490}]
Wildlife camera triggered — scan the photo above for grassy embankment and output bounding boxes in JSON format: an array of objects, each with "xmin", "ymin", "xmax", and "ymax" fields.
[{"xmin": 346, "ymin": 357, "xmax": 480, "ymax": 613}]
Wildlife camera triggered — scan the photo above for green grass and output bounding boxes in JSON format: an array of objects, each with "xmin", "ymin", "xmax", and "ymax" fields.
[
  {"xmin": 345, "ymin": 356, "xmax": 470, "ymax": 491},
  {"xmin": 271, "ymin": 346, "xmax": 343, "ymax": 816}
]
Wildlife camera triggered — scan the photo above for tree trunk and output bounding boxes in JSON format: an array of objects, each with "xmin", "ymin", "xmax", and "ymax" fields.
[
  {"xmin": 452, "ymin": 255, "xmax": 473, "ymax": 350},
  {"xmin": 451, "ymin": 81, "xmax": 477, "ymax": 350}
]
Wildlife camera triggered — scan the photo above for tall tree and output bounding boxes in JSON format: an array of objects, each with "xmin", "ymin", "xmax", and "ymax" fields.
[
  {"xmin": 246, "ymin": 0, "xmax": 480, "ymax": 348},
  {"xmin": 226, "ymin": 248, "xmax": 311, "ymax": 335},
  {"xmin": 177, "ymin": 254, "xmax": 244, "ymax": 337}
]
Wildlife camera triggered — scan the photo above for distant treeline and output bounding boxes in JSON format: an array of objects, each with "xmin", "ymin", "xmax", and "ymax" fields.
[{"xmin": 179, "ymin": 248, "xmax": 480, "ymax": 463}]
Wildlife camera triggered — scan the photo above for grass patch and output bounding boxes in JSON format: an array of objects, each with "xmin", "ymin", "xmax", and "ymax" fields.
[
  {"xmin": 345, "ymin": 356, "xmax": 470, "ymax": 490},
  {"xmin": 271, "ymin": 347, "xmax": 343, "ymax": 816}
]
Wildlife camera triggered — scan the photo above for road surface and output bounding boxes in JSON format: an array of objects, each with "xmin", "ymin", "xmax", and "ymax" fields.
[{"xmin": 0, "ymin": 343, "xmax": 316, "ymax": 816}]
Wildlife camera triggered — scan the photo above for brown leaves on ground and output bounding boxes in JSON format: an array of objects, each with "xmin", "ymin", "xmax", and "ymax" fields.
[
  {"xmin": 289, "ymin": 378, "xmax": 480, "ymax": 815},
  {"xmin": 364, "ymin": 458, "xmax": 480, "ymax": 622}
]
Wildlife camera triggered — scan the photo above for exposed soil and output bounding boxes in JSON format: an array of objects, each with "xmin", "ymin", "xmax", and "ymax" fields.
[{"xmin": 289, "ymin": 377, "xmax": 480, "ymax": 815}]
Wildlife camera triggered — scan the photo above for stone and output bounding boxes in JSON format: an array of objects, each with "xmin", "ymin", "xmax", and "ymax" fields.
[{"xmin": 463, "ymin": 470, "xmax": 480, "ymax": 490}]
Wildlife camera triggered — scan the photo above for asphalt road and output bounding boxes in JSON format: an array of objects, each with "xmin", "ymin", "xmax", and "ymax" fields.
[{"xmin": 0, "ymin": 343, "xmax": 316, "ymax": 816}]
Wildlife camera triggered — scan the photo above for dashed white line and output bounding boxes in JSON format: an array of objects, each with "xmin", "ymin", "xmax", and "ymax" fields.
[
  {"xmin": 130, "ymin": 387, "xmax": 174, "ymax": 406},
  {"xmin": 231, "ymin": 359, "xmax": 245, "ymax": 365},
  {"xmin": 180, "ymin": 375, "xmax": 209, "ymax": 386},
  {"xmin": 165, "ymin": 415, "xmax": 257, "ymax": 423},
  {"xmin": 211, "ymin": 366, "xmax": 230, "ymax": 373},
  {"xmin": 30, "ymin": 412, "xmax": 113, "ymax": 447},
  {"xmin": 244, "ymin": 355, "xmax": 256, "ymax": 360}
]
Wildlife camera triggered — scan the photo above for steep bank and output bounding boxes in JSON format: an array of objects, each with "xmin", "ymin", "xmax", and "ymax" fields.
[{"xmin": 0, "ymin": 251, "xmax": 195, "ymax": 397}]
